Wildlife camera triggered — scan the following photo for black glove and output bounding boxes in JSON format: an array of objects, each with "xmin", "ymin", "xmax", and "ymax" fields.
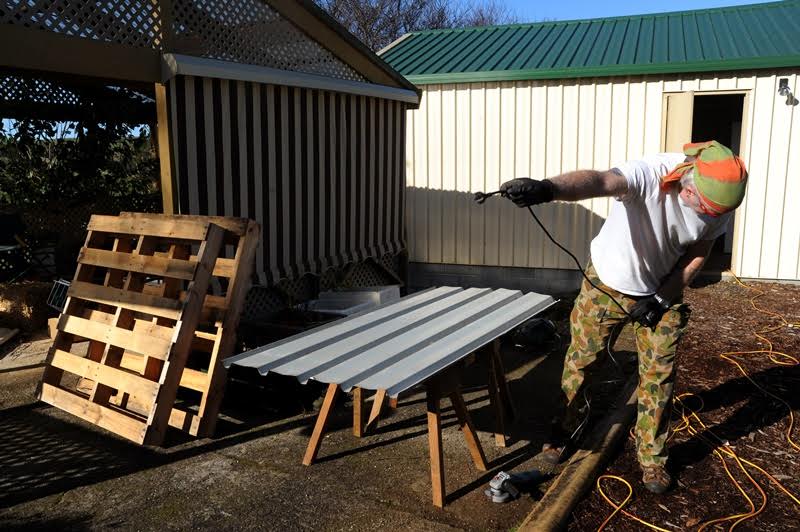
[
  {"xmin": 629, "ymin": 294, "xmax": 671, "ymax": 328},
  {"xmin": 499, "ymin": 178, "xmax": 555, "ymax": 208}
]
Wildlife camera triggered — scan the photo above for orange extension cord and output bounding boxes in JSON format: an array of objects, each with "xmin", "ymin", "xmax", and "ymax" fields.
[{"xmin": 596, "ymin": 273, "xmax": 800, "ymax": 532}]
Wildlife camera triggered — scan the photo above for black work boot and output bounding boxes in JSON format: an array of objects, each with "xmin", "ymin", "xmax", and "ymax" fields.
[
  {"xmin": 641, "ymin": 465, "xmax": 672, "ymax": 494},
  {"xmin": 539, "ymin": 419, "xmax": 568, "ymax": 465}
]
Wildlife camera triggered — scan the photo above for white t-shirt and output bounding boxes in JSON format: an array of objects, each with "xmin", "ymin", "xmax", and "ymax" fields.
[{"xmin": 589, "ymin": 153, "xmax": 732, "ymax": 296}]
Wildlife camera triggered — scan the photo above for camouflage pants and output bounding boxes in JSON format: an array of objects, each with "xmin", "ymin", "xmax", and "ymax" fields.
[{"xmin": 561, "ymin": 265, "xmax": 691, "ymax": 467}]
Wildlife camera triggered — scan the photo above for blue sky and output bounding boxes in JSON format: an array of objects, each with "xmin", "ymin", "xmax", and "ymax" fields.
[{"xmin": 504, "ymin": 0, "xmax": 776, "ymax": 22}]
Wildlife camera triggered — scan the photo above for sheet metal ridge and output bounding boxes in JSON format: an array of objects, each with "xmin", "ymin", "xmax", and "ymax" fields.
[
  {"xmin": 322, "ymin": 288, "xmax": 525, "ymax": 390},
  {"xmin": 223, "ymin": 286, "xmax": 457, "ymax": 368},
  {"xmin": 360, "ymin": 292, "xmax": 556, "ymax": 396},
  {"xmin": 249, "ymin": 287, "xmax": 494, "ymax": 378},
  {"xmin": 273, "ymin": 288, "xmax": 496, "ymax": 382}
]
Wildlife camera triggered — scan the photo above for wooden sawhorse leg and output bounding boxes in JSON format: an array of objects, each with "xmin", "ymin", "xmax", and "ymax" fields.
[
  {"xmin": 364, "ymin": 389, "xmax": 387, "ymax": 433},
  {"xmin": 486, "ymin": 338, "xmax": 516, "ymax": 447},
  {"xmin": 426, "ymin": 377, "xmax": 488, "ymax": 508},
  {"xmin": 303, "ymin": 383, "xmax": 339, "ymax": 466}
]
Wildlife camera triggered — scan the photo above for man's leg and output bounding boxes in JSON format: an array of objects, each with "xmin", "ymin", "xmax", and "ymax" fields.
[
  {"xmin": 544, "ymin": 266, "xmax": 629, "ymax": 461},
  {"xmin": 633, "ymin": 303, "xmax": 691, "ymax": 491},
  {"xmin": 561, "ymin": 266, "xmax": 630, "ymax": 404}
]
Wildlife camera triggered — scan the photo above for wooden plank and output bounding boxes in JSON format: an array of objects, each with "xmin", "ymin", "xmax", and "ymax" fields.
[
  {"xmin": 211, "ymin": 258, "xmax": 235, "ymax": 278},
  {"xmin": 155, "ymin": 83, "xmax": 176, "ymax": 215},
  {"xmin": 121, "ymin": 212, "xmax": 250, "ymax": 237},
  {"xmin": 191, "ymin": 332, "xmax": 217, "ymax": 353},
  {"xmin": 59, "ymin": 314, "xmax": 172, "ymax": 360},
  {"xmin": 88, "ymin": 215, "xmax": 211, "ymax": 241},
  {"xmin": 131, "ymin": 318, "xmax": 175, "ymax": 341},
  {"xmin": 426, "ymin": 385, "xmax": 445, "ymax": 508},
  {"xmin": 449, "ymin": 391, "xmax": 488, "ymax": 471},
  {"xmin": 303, "ymin": 383, "xmax": 339, "ymax": 466},
  {"xmin": 364, "ymin": 389, "xmax": 386, "ymax": 432},
  {"xmin": 353, "ymin": 387, "xmax": 364, "ymax": 437},
  {"xmin": 169, "ymin": 406, "xmax": 201, "ymax": 434},
  {"xmin": 89, "ymin": 235, "xmax": 160, "ymax": 405},
  {"xmin": 143, "ymin": 223, "xmax": 226, "ymax": 446},
  {"xmin": 120, "ymin": 352, "xmax": 146, "ymax": 373},
  {"xmin": 40, "ymin": 383, "xmax": 147, "ymax": 443},
  {"xmin": 50, "ymin": 349, "xmax": 159, "ymax": 401},
  {"xmin": 78, "ymin": 248, "xmax": 197, "ymax": 280},
  {"xmin": 0, "ymin": 25, "xmax": 160, "ymax": 84},
  {"xmin": 487, "ymin": 359, "xmax": 507, "ymax": 448},
  {"xmin": 202, "ymin": 294, "xmax": 227, "ymax": 311},
  {"xmin": 193, "ymin": 221, "xmax": 260, "ymax": 437},
  {"xmin": 178, "ymin": 367, "xmax": 208, "ymax": 392},
  {"xmin": 40, "ymin": 231, "xmax": 104, "ymax": 391},
  {"xmin": 69, "ymin": 281, "xmax": 182, "ymax": 321},
  {"xmin": 83, "ymin": 311, "xmax": 174, "ymax": 341},
  {"xmin": 492, "ymin": 339, "xmax": 516, "ymax": 420}
]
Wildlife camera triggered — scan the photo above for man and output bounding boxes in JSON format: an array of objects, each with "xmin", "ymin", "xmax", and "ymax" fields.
[{"xmin": 499, "ymin": 141, "xmax": 748, "ymax": 494}]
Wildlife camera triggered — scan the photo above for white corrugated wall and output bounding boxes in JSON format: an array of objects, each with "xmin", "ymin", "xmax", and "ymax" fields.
[{"xmin": 405, "ymin": 70, "xmax": 800, "ymax": 281}]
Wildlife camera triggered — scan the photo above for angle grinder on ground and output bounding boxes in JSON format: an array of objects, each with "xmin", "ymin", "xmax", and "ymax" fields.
[{"xmin": 484, "ymin": 469, "xmax": 550, "ymax": 503}]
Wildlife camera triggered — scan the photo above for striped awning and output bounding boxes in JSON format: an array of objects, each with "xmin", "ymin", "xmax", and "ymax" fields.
[
  {"xmin": 224, "ymin": 287, "xmax": 556, "ymax": 397},
  {"xmin": 166, "ymin": 73, "xmax": 408, "ymax": 285}
]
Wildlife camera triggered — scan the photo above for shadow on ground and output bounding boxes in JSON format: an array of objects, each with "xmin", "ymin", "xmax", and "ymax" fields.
[
  {"xmin": 0, "ymin": 335, "xmax": 577, "ymax": 510},
  {"xmin": 670, "ymin": 361, "xmax": 800, "ymax": 473}
]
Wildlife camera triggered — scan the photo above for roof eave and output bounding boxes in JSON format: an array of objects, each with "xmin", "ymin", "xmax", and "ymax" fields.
[{"xmin": 405, "ymin": 56, "xmax": 800, "ymax": 85}]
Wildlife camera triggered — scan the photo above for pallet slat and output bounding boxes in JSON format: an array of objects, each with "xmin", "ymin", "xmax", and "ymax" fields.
[
  {"xmin": 88, "ymin": 215, "xmax": 211, "ymax": 241},
  {"xmin": 179, "ymin": 367, "xmax": 209, "ymax": 392},
  {"xmin": 40, "ymin": 383, "xmax": 147, "ymax": 443},
  {"xmin": 69, "ymin": 281, "xmax": 182, "ymax": 320},
  {"xmin": 78, "ymin": 248, "xmax": 197, "ymax": 280},
  {"xmin": 60, "ymin": 314, "xmax": 172, "ymax": 360},
  {"xmin": 121, "ymin": 212, "xmax": 250, "ymax": 237},
  {"xmin": 50, "ymin": 349, "xmax": 160, "ymax": 400},
  {"xmin": 42, "ymin": 213, "xmax": 258, "ymax": 445}
]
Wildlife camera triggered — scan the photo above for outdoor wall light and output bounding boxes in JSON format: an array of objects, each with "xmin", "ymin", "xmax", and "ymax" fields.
[{"xmin": 778, "ymin": 78, "xmax": 799, "ymax": 106}]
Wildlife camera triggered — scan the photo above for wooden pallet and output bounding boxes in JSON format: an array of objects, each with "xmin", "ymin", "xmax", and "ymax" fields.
[
  {"xmin": 38, "ymin": 214, "xmax": 227, "ymax": 445},
  {"xmin": 116, "ymin": 213, "xmax": 259, "ymax": 438}
]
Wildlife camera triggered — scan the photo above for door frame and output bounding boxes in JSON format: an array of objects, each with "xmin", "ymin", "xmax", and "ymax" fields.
[{"xmin": 659, "ymin": 88, "xmax": 751, "ymax": 266}]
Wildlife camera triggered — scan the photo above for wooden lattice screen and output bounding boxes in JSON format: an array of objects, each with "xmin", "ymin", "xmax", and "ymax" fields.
[
  {"xmin": 2, "ymin": 0, "xmax": 363, "ymax": 81},
  {"xmin": 0, "ymin": 0, "xmax": 164, "ymax": 48},
  {"xmin": 38, "ymin": 213, "xmax": 258, "ymax": 445},
  {"xmin": 170, "ymin": 0, "xmax": 364, "ymax": 81}
]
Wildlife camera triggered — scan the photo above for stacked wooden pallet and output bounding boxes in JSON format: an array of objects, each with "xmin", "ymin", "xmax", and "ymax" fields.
[{"xmin": 38, "ymin": 213, "xmax": 259, "ymax": 445}]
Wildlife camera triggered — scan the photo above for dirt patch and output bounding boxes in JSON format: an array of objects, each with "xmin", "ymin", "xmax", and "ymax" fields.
[
  {"xmin": 569, "ymin": 279, "xmax": 800, "ymax": 531},
  {"xmin": 0, "ymin": 297, "xmax": 580, "ymax": 531}
]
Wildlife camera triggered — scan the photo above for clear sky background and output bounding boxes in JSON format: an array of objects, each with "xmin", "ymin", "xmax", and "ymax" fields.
[{"xmin": 505, "ymin": 0, "xmax": 777, "ymax": 22}]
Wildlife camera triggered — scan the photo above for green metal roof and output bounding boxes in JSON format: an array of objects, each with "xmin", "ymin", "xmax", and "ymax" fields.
[{"xmin": 380, "ymin": 1, "xmax": 800, "ymax": 84}]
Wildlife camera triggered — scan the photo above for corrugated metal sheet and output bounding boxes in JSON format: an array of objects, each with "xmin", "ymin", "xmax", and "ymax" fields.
[
  {"xmin": 381, "ymin": 1, "xmax": 800, "ymax": 84},
  {"xmin": 167, "ymin": 75, "xmax": 407, "ymax": 285},
  {"xmin": 404, "ymin": 71, "xmax": 800, "ymax": 281},
  {"xmin": 224, "ymin": 287, "xmax": 555, "ymax": 397}
]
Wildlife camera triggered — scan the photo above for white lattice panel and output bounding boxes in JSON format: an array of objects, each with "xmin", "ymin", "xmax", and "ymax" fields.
[
  {"xmin": 171, "ymin": 0, "xmax": 364, "ymax": 81},
  {"xmin": 1, "ymin": 0, "xmax": 163, "ymax": 48}
]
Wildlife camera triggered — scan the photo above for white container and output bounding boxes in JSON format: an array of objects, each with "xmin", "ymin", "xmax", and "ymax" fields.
[
  {"xmin": 303, "ymin": 298, "xmax": 375, "ymax": 316},
  {"xmin": 318, "ymin": 285, "xmax": 400, "ymax": 306}
]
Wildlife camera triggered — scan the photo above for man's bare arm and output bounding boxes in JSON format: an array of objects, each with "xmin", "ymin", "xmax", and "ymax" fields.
[
  {"xmin": 658, "ymin": 239, "xmax": 715, "ymax": 302},
  {"xmin": 548, "ymin": 169, "xmax": 628, "ymax": 201}
]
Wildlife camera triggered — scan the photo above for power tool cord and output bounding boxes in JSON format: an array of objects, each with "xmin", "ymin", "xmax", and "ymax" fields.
[{"xmin": 524, "ymin": 204, "xmax": 633, "ymax": 321}]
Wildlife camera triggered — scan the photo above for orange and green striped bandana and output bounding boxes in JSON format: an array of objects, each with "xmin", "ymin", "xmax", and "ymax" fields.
[{"xmin": 661, "ymin": 140, "xmax": 748, "ymax": 216}]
